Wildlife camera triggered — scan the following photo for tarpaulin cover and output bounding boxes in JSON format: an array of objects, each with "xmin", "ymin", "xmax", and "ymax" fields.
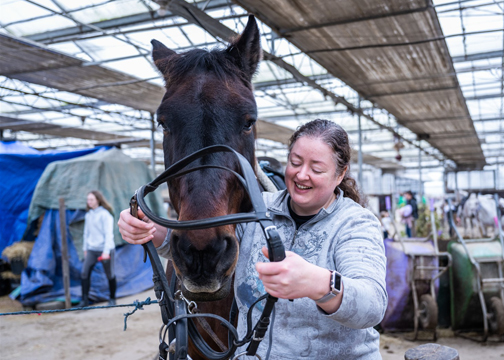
[
  {"xmin": 18, "ymin": 148, "xmax": 165, "ymax": 305},
  {"xmin": 381, "ymin": 238, "xmax": 439, "ymax": 331},
  {"xmin": 0, "ymin": 141, "xmax": 104, "ymax": 254},
  {"xmin": 19, "ymin": 209, "xmax": 153, "ymax": 306},
  {"xmin": 27, "ymin": 147, "xmax": 165, "ymax": 251}
]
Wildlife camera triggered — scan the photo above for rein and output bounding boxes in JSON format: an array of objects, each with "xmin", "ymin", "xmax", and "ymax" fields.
[{"xmin": 130, "ymin": 145, "xmax": 286, "ymax": 360}]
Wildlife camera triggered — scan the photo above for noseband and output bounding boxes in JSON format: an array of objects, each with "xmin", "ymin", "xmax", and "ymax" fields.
[{"xmin": 131, "ymin": 145, "xmax": 286, "ymax": 360}]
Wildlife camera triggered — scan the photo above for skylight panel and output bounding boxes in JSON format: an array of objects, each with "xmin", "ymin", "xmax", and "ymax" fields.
[
  {"xmin": 0, "ymin": 0, "xmax": 54, "ymax": 25},
  {"xmin": 67, "ymin": 0, "xmax": 148, "ymax": 24},
  {"xmin": 103, "ymin": 57, "xmax": 160, "ymax": 80},
  {"xmin": 179, "ymin": 23, "xmax": 214, "ymax": 47},
  {"xmin": 77, "ymin": 36, "xmax": 142, "ymax": 61}
]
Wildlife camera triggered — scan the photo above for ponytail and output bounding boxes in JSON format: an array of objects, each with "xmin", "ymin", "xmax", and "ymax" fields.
[{"xmin": 337, "ymin": 173, "xmax": 365, "ymax": 206}]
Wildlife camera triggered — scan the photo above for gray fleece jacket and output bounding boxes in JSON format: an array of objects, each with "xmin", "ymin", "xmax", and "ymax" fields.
[
  {"xmin": 234, "ymin": 189, "xmax": 387, "ymax": 359},
  {"xmin": 156, "ymin": 189, "xmax": 387, "ymax": 359}
]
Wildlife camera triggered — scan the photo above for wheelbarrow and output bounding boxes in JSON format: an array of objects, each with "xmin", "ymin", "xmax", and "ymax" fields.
[
  {"xmin": 383, "ymin": 197, "xmax": 451, "ymax": 340},
  {"xmin": 447, "ymin": 195, "xmax": 504, "ymax": 341}
]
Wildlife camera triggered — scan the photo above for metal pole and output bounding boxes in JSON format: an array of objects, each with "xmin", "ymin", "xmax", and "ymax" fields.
[
  {"xmin": 358, "ymin": 96, "xmax": 363, "ymax": 188},
  {"xmin": 455, "ymin": 171, "xmax": 460, "ymax": 202},
  {"xmin": 418, "ymin": 145, "xmax": 422, "ymax": 199},
  {"xmin": 150, "ymin": 113, "xmax": 156, "ymax": 174},
  {"xmin": 58, "ymin": 197, "xmax": 71, "ymax": 309}
]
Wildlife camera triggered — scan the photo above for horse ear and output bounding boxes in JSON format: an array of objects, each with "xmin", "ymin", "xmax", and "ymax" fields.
[
  {"xmin": 151, "ymin": 39, "xmax": 176, "ymax": 65},
  {"xmin": 227, "ymin": 15, "xmax": 262, "ymax": 81}
]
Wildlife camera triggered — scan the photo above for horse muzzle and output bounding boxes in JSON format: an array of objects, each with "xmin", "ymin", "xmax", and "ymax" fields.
[{"xmin": 180, "ymin": 276, "xmax": 233, "ymax": 301}]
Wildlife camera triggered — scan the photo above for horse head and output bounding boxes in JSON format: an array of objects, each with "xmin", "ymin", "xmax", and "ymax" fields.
[{"xmin": 151, "ymin": 15, "xmax": 261, "ymax": 301}]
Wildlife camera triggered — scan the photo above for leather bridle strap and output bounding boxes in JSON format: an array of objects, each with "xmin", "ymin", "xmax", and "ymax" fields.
[
  {"xmin": 131, "ymin": 144, "xmax": 286, "ymax": 359},
  {"xmin": 130, "ymin": 198, "xmax": 173, "ymax": 326}
]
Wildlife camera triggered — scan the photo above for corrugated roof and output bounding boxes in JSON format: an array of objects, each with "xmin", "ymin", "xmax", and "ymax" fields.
[
  {"xmin": 0, "ymin": 33, "xmax": 163, "ymax": 113},
  {"xmin": 234, "ymin": 0, "xmax": 485, "ymax": 168}
]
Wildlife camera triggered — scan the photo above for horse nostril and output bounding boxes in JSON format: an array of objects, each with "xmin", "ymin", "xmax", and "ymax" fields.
[{"xmin": 223, "ymin": 236, "xmax": 235, "ymax": 255}]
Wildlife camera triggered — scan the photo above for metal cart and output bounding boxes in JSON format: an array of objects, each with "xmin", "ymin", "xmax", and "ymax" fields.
[
  {"xmin": 385, "ymin": 197, "xmax": 452, "ymax": 340},
  {"xmin": 447, "ymin": 195, "xmax": 504, "ymax": 341}
]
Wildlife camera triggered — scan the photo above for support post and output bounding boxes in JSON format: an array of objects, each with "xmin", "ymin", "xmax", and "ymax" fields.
[
  {"xmin": 454, "ymin": 171, "xmax": 459, "ymax": 201},
  {"xmin": 58, "ymin": 197, "xmax": 71, "ymax": 309},
  {"xmin": 357, "ymin": 95, "xmax": 363, "ymax": 188},
  {"xmin": 418, "ymin": 145, "xmax": 422, "ymax": 199}
]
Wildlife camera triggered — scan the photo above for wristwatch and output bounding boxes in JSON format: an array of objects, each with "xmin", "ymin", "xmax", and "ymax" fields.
[{"xmin": 315, "ymin": 270, "xmax": 342, "ymax": 304}]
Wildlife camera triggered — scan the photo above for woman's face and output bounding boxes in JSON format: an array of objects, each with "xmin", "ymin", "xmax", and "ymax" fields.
[
  {"xmin": 87, "ymin": 193, "xmax": 99, "ymax": 210},
  {"xmin": 285, "ymin": 136, "xmax": 345, "ymax": 216}
]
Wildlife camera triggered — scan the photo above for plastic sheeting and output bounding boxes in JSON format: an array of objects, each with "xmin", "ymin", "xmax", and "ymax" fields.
[
  {"xmin": 27, "ymin": 148, "xmax": 165, "ymax": 251},
  {"xmin": 0, "ymin": 141, "xmax": 105, "ymax": 253},
  {"xmin": 381, "ymin": 238, "xmax": 439, "ymax": 331},
  {"xmin": 19, "ymin": 209, "xmax": 154, "ymax": 306}
]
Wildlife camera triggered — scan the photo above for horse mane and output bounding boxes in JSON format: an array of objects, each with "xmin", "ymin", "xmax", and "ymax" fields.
[{"xmin": 160, "ymin": 47, "xmax": 250, "ymax": 87}]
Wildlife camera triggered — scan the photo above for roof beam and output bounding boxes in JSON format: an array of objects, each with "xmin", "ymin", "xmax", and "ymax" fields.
[
  {"xmin": 465, "ymin": 93, "xmax": 504, "ymax": 101},
  {"xmin": 26, "ymin": 0, "xmax": 231, "ymax": 43},
  {"xmin": 452, "ymin": 50, "xmax": 504, "ymax": 63},
  {"xmin": 0, "ymin": 115, "xmax": 140, "ymax": 141}
]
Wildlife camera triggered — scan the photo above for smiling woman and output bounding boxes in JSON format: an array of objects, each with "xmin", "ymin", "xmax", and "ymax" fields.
[
  {"xmin": 119, "ymin": 117, "xmax": 388, "ymax": 359},
  {"xmin": 231, "ymin": 119, "xmax": 387, "ymax": 359}
]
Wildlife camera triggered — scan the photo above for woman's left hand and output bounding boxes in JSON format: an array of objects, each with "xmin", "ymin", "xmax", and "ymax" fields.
[
  {"xmin": 100, "ymin": 253, "xmax": 110, "ymax": 260},
  {"xmin": 256, "ymin": 247, "xmax": 331, "ymax": 301}
]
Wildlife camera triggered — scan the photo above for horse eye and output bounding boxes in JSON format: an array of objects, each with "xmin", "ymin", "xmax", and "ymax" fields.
[
  {"xmin": 243, "ymin": 119, "xmax": 256, "ymax": 132},
  {"xmin": 157, "ymin": 122, "xmax": 170, "ymax": 134}
]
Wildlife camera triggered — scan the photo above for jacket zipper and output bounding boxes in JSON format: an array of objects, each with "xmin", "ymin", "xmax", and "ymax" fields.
[{"xmin": 289, "ymin": 230, "xmax": 298, "ymax": 251}]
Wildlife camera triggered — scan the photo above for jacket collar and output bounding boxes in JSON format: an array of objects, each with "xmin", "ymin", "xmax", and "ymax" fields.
[{"xmin": 268, "ymin": 188, "xmax": 345, "ymax": 220}]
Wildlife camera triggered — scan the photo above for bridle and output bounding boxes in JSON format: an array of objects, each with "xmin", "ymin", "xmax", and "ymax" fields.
[{"xmin": 130, "ymin": 144, "xmax": 286, "ymax": 360}]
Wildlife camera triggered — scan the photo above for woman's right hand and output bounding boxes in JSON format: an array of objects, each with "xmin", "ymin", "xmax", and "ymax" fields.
[{"xmin": 118, "ymin": 208, "xmax": 167, "ymax": 247}]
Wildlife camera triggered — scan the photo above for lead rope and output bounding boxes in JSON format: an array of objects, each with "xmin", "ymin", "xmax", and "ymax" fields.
[{"xmin": 255, "ymin": 162, "xmax": 277, "ymax": 193}]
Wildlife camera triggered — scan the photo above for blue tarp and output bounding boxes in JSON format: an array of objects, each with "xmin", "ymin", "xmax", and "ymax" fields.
[
  {"xmin": 0, "ymin": 141, "xmax": 105, "ymax": 254},
  {"xmin": 19, "ymin": 209, "xmax": 153, "ymax": 306}
]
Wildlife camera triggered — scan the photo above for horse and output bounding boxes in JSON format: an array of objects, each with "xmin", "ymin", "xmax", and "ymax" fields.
[
  {"xmin": 458, "ymin": 193, "xmax": 497, "ymax": 238},
  {"xmin": 151, "ymin": 15, "xmax": 262, "ymax": 359}
]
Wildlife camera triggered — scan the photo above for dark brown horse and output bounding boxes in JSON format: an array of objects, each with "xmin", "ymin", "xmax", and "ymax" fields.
[{"xmin": 151, "ymin": 15, "xmax": 262, "ymax": 358}]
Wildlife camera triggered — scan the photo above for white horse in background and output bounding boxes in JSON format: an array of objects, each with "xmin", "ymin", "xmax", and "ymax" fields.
[{"xmin": 458, "ymin": 193, "xmax": 497, "ymax": 238}]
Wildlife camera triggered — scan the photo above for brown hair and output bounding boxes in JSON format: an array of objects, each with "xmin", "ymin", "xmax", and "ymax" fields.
[
  {"xmin": 87, "ymin": 190, "xmax": 114, "ymax": 215},
  {"xmin": 288, "ymin": 119, "xmax": 362, "ymax": 205}
]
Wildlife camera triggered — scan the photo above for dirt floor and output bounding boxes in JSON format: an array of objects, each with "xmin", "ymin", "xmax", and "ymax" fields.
[{"xmin": 1, "ymin": 288, "xmax": 504, "ymax": 360}]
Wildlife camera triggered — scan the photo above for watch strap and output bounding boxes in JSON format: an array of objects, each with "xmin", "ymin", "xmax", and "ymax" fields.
[{"xmin": 315, "ymin": 270, "xmax": 342, "ymax": 304}]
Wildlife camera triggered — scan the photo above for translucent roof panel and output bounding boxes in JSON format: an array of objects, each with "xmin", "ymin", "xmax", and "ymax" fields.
[{"xmin": 1, "ymin": 0, "xmax": 502, "ymax": 182}]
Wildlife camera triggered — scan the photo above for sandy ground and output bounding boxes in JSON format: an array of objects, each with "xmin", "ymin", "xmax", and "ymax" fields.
[{"xmin": 1, "ymin": 288, "xmax": 504, "ymax": 360}]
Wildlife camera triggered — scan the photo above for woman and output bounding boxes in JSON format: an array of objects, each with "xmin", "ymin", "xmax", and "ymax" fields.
[
  {"xmin": 79, "ymin": 190, "xmax": 117, "ymax": 307},
  {"xmin": 118, "ymin": 119, "xmax": 387, "ymax": 359},
  {"xmin": 403, "ymin": 190, "xmax": 418, "ymax": 237}
]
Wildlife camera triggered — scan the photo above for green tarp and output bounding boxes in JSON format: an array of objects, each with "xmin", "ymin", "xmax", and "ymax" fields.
[{"xmin": 27, "ymin": 148, "xmax": 165, "ymax": 252}]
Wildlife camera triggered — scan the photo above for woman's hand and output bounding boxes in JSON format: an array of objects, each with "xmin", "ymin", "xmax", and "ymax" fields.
[
  {"xmin": 100, "ymin": 253, "xmax": 110, "ymax": 260},
  {"xmin": 118, "ymin": 208, "xmax": 167, "ymax": 247},
  {"xmin": 256, "ymin": 247, "xmax": 343, "ymax": 313},
  {"xmin": 255, "ymin": 247, "xmax": 330, "ymax": 300}
]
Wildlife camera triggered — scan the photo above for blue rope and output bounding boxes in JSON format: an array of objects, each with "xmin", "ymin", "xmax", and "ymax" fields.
[
  {"xmin": 0, "ymin": 297, "xmax": 158, "ymax": 331},
  {"xmin": 123, "ymin": 297, "xmax": 157, "ymax": 331}
]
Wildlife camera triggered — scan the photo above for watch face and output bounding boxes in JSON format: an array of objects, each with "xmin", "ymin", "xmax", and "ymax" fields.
[{"xmin": 332, "ymin": 271, "xmax": 342, "ymax": 292}]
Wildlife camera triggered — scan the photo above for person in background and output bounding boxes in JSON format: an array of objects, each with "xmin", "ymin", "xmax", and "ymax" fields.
[
  {"xmin": 380, "ymin": 211, "xmax": 392, "ymax": 239},
  {"xmin": 118, "ymin": 119, "xmax": 387, "ymax": 359},
  {"xmin": 78, "ymin": 190, "xmax": 117, "ymax": 307},
  {"xmin": 404, "ymin": 191, "xmax": 418, "ymax": 237}
]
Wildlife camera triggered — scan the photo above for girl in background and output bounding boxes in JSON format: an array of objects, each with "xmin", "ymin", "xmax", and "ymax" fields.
[{"xmin": 79, "ymin": 190, "xmax": 116, "ymax": 306}]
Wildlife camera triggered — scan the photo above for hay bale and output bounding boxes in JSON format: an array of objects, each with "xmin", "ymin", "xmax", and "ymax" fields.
[
  {"xmin": 2, "ymin": 241, "xmax": 34, "ymax": 275},
  {"xmin": 2, "ymin": 241, "xmax": 34, "ymax": 264}
]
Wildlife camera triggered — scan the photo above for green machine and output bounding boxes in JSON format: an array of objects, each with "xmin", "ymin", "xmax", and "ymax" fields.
[{"xmin": 448, "ymin": 195, "xmax": 504, "ymax": 341}]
